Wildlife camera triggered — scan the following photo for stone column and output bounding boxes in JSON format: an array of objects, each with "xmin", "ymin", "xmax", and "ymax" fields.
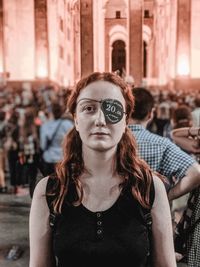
[
  {"xmin": 176, "ymin": 0, "xmax": 191, "ymax": 76},
  {"xmin": 80, "ymin": 0, "xmax": 93, "ymax": 77},
  {"xmin": 129, "ymin": 0, "xmax": 143, "ymax": 86},
  {"xmin": 34, "ymin": 0, "xmax": 49, "ymax": 78},
  {"xmin": 0, "ymin": 0, "xmax": 4, "ymax": 73}
]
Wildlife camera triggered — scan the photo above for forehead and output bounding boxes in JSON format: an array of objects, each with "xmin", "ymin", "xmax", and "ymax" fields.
[{"xmin": 77, "ymin": 80, "xmax": 125, "ymax": 104}]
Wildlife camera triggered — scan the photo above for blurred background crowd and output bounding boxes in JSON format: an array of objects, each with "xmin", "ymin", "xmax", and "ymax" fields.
[{"xmin": 1, "ymin": 82, "xmax": 200, "ymax": 198}]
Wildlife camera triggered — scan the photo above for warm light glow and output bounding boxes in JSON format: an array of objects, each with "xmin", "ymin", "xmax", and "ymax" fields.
[
  {"xmin": 0, "ymin": 58, "xmax": 3, "ymax": 72},
  {"xmin": 36, "ymin": 47, "xmax": 48, "ymax": 78},
  {"xmin": 177, "ymin": 54, "xmax": 190, "ymax": 76},
  {"xmin": 36, "ymin": 64, "xmax": 48, "ymax": 78}
]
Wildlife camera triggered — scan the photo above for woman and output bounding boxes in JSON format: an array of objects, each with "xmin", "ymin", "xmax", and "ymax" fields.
[
  {"xmin": 39, "ymin": 102, "xmax": 74, "ymax": 176},
  {"xmin": 29, "ymin": 72, "xmax": 176, "ymax": 267}
]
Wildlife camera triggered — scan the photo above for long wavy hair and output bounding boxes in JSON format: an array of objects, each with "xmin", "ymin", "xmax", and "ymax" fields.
[{"xmin": 52, "ymin": 72, "xmax": 153, "ymax": 213}]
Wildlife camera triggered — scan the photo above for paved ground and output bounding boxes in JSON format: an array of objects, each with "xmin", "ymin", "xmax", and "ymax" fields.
[{"xmin": 0, "ymin": 192, "xmax": 31, "ymax": 267}]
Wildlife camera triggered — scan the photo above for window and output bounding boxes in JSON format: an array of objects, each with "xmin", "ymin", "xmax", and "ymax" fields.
[
  {"xmin": 59, "ymin": 46, "xmax": 64, "ymax": 59},
  {"xmin": 116, "ymin": 11, "xmax": 121, "ymax": 19},
  {"xmin": 60, "ymin": 18, "xmax": 64, "ymax": 32},
  {"xmin": 144, "ymin": 10, "xmax": 150, "ymax": 18},
  {"xmin": 67, "ymin": 27, "xmax": 70, "ymax": 40}
]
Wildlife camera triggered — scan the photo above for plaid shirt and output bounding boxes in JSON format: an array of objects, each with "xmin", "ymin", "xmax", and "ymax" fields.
[{"xmin": 128, "ymin": 124, "xmax": 195, "ymax": 188}]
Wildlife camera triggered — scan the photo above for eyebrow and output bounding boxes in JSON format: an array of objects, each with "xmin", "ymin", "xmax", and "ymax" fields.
[{"xmin": 77, "ymin": 98, "xmax": 102, "ymax": 105}]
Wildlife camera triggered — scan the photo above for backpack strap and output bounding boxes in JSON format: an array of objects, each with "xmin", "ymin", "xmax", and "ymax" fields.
[
  {"xmin": 46, "ymin": 175, "xmax": 59, "ymax": 230},
  {"xmin": 44, "ymin": 119, "xmax": 63, "ymax": 151},
  {"xmin": 139, "ymin": 178, "xmax": 155, "ymax": 267}
]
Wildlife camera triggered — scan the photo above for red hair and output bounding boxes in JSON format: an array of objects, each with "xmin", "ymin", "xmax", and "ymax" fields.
[{"xmin": 52, "ymin": 72, "xmax": 153, "ymax": 213}]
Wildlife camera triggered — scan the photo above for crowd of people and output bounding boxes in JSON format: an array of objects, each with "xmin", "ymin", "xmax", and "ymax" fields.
[
  {"xmin": 1, "ymin": 72, "xmax": 200, "ymax": 266},
  {"xmin": 0, "ymin": 84, "xmax": 73, "ymax": 197}
]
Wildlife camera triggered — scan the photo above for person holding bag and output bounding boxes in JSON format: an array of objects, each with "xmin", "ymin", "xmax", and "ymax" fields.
[{"xmin": 39, "ymin": 102, "xmax": 73, "ymax": 176}]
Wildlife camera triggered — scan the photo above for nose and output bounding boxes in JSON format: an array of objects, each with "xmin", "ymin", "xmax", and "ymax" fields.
[{"xmin": 95, "ymin": 108, "xmax": 106, "ymax": 126}]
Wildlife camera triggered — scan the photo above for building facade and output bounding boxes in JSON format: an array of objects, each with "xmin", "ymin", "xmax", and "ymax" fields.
[{"xmin": 0, "ymin": 0, "xmax": 199, "ymax": 90}]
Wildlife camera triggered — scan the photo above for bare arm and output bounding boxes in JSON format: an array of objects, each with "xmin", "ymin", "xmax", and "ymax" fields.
[
  {"xmin": 171, "ymin": 127, "xmax": 199, "ymax": 138},
  {"xmin": 172, "ymin": 137, "xmax": 200, "ymax": 154},
  {"xmin": 151, "ymin": 175, "xmax": 176, "ymax": 267},
  {"xmin": 29, "ymin": 177, "xmax": 56, "ymax": 267},
  {"xmin": 171, "ymin": 127, "xmax": 200, "ymax": 154},
  {"xmin": 168, "ymin": 162, "xmax": 200, "ymax": 201}
]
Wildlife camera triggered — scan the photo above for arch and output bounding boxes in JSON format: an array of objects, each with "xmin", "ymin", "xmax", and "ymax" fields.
[
  {"xmin": 107, "ymin": 25, "xmax": 127, "ymax": 73},
  {"xmin": 142, "ymin": 25, "xmax": 152, "ymax": 79},
  {"xmin": 143, "ymin": 24, "xmax": 152, "ymax": 44},
  {"xmin": 109, "ymin": 24, "xmax": 127, "ymax": 44},
  {"xmin": 111, "ymin": 40, "xmax": 126, "ymax": 76}
]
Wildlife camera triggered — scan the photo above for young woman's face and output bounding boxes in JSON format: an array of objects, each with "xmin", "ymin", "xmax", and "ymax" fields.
[{"xmin": 75, "ymin": 80, "xmax": 126, "ymax": 152}]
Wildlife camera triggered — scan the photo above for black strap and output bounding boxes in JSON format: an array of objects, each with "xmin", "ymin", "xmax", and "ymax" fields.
[
  {"xmin": 45, "ymin": 119, "xmax": 63, "ymax": 150},
  {"xmin": 46, "ymin": 175, "xmax": 59, "ymax": 230}
]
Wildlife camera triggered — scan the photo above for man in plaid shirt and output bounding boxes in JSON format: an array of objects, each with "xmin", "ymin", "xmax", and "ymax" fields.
[{"xmin": 128, "ymin": 87, "xmax": 200, "ymax": 201}]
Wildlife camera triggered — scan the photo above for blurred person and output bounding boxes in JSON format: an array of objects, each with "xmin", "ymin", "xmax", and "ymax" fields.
[
  {"xmin": 30, "ymin": 72, "xmax": 176, "ymax": 267},
  {"xmin": 0, "ymin": 110, "xmax": 7, "ymax": 193},
  {"xmin": 5, "ymin": 109, "xmax": 25, "ymax": 194},
  {"xmin": 171, "ymin": 126, "xmax": 200, "ymax": 266},
  {"xmin": 191, "ymin": 96, "xmax": 200, "ymax": 127},
  {"xmin": 39, "ymin": 102, "xmax": 74, "ymax": 176},
  {"xmin": 128, "ymin": 87, "xmax": 200, "ymax": 202},
  {"xmin": 167, "ymin": 105, "xmax": 193, "ymax": 212},
  {"xmin": 163, "ymin": 104, "xmax": 192, "ymax": 141},
  {"xmin": 172, "ymin": 104, "xmax": 192, "ymax": 129},
  {"xmin": 154, "ymin": 93, "xmax": 171, "ymax": 136},
  {"xmin": 18, "ymin": 108, "xmax": 40, "ymax": 198}
]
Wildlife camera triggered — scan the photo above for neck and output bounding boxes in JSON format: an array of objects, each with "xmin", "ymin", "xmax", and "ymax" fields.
[{"xmin": 82, "ymin": 146, "xmax": 117, "ymax": 179}]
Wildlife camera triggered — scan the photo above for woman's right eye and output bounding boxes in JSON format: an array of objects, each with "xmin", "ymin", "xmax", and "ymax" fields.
[{"xmin": 82, "ymin": 105, "xmax": 96, "ymax": 113}]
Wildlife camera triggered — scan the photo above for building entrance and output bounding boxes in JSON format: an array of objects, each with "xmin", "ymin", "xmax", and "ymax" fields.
[{"xmin": 111, "ymin": 40, "xmax": 126, "ymax": 76}]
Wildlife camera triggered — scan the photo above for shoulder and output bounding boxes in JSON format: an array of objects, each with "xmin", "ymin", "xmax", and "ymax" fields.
[
  {"xmin": 62, "ymin": 119, "xmax": 74, "ymax": 128},
  {"xmin": 32, "ymin": 175, "xmax": 59, "ymax": 212},
  {"xmin": 152, "ymin": 175, "xmax": 166, "ymax": 195},
  {"xmin": 33, "ymin": 176, "xmax": 49, "ymax": 199},
  {"xmin": 137, "ymin": 131, "xmax": 172, "ymax": 150},
  {"xmin": 40, "ymin": 121, "xmax": 51, "ymax": 130},
  {"xmin": 63, "ymin": 118, "xmax": 74, "ymax": 125},
  {"xmin": 152, "ymin": 175, "xmax": 169, "ymax": 210}
]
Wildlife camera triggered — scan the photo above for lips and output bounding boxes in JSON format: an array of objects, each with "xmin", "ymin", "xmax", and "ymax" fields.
[{"xmin": 91, "ymin": 132, "xmax": 109, "ymax": 136}]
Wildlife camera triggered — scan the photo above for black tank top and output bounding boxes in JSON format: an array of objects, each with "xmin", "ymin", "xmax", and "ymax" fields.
[{"xmin": 46, "ymin": 176, "xmax": 155, "ymax": 267}]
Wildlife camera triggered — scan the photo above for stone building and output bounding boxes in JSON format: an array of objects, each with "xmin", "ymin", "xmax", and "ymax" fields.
[{"xmin": 0, "ymin": 0, "xmax": 199, "ymax": 90}]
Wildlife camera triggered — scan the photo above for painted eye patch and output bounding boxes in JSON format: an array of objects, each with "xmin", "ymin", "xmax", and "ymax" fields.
[
  {"xmin": 101, "ymin": 98, "xmax": 125, "ymax": 124},
  {"xmin": 77, "ymin": 98, "xmax": 126, "ymax": 124}
]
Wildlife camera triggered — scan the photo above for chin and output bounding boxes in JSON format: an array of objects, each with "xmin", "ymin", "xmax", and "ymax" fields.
[{"xmin": 88, "ymin": 142, "xmax": 116, "ymax": 152}]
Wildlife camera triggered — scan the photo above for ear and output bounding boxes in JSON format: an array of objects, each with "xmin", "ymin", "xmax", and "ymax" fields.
[
  {"xmin": 74, "ymin": 114, "xmax": 79, "ymax": 132},
  {"xmin": 148, "ymin": 108, "xmax": 155, "ymax": 121}
]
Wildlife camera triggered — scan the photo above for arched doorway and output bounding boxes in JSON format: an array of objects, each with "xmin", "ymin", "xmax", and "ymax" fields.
[{"xmin": 112, "ymin": 40, "xmax": 126, "ymax": 76}]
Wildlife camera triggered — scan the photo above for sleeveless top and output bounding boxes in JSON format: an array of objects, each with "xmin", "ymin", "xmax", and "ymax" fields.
[{"xmin": 46, "ymin": 176, "xmax": 155, "ymax": 267}]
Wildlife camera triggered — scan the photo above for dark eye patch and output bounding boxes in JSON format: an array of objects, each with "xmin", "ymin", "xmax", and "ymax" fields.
[{"xmin": 101, "ymin": 99, "xmax": 125, "ymax": 124}]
